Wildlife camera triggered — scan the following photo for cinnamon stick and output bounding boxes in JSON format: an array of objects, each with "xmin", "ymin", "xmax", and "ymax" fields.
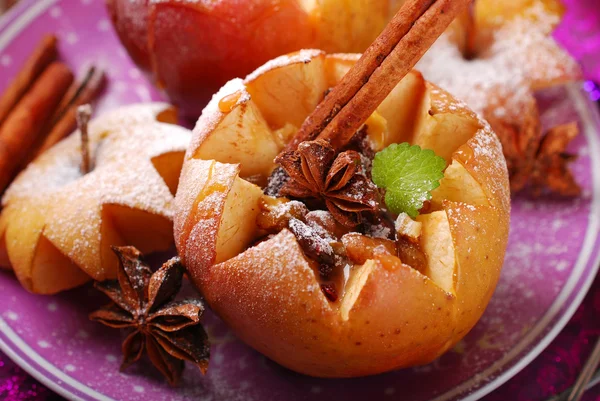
[
  {"xmin": 285, "ymin": 0, "xmax": 472, "ymax": 152},
  {"xmin": 0, "ymin": 62, "xmax": 73, "ymax": 192},
  {"xmin": 35, "ymin": 66, "xmax": 105, "ymax": 156},
  {"xmin": 0, "ymin": 35, "xmax": 57, "ymax": 126}
]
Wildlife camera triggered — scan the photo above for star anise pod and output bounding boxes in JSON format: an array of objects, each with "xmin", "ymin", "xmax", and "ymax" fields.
[
  {"xmin": 484, "ymin": 99, "xmax": 581, "ymax": 197},
  {"xmin": 530, "ymin": 122, "xmax": 581, "ymax": 197},
  {"xmin": 90, "ymin": 246, "xmax": 210, "ymax": 386},
  {"xmin": 275, "ymin": 139, "xmax": 379, "ymax": 227}
]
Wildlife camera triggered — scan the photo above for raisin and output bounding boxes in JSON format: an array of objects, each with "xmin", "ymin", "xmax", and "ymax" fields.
[
  {"xmin": 320, "ymin": 283, "xmax": 338, "ymax": 302},
  {"xmin": 288, "ymin": 218, "xmax": 335, "ymax": 265}
]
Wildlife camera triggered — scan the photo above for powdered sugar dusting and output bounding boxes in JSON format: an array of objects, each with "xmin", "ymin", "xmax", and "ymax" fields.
[
  {"xmin": 1, "ymin": 103, "xmax": 191, "ymax": 280},
  {"xmin": 189, "ymin": 78, "xmax": 248, "ymax": 158},
  {"xmin": 244, "ymin": 49, "xmax": 325, "ymax": 83},
  {"xmin": 417, "ymin": 1, "xmax": 581, "ymax": 125}
]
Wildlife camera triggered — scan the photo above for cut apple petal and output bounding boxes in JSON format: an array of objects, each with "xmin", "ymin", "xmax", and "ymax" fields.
[
  {"xmin": 412, "ymin": 83, "xmax": 481, "ymax": 163},
  {"xmin": 454, "ymin": 132, "xmax": 511, "ymax": 213},
  {"xmin": 323, "ymin": 54, "xmax": 359, "ymax": 86},
  {"xmin": 174, "ymin": 159, "xmax": 224, "ymax": 263},
  {"xmin": 376, "ymin": 70, "xmax": 427, "ymax": 147},
  {"xmin": 30, "ymin": 235, "xmax": 90, "ymax": 295},
  {"xmin": 174, "ymin": 159, "xmax": 243, "ymax": 284},
  {"xmin": 103, "ymin": 204, "xmax": 174, "ymax": 255},
  {"xmin": 151, "ymin": 151, "xmax": 186, "ymax": 196},
  {"xmin": 215, "ymin": 177, "xmax": 263, "ymax": 264},
  {"xmin": 444, "ymin": 200, "xmax": 508, "ymax": 340},
  {"xmin": 207, "ymin": 230, "xmax": 337, "ymax": 375},
  {"xmin": 245, "ymin": 50, "xmax": 328, "ymax": 129},
  {"xmin": 416, "ymin": 211, "xmax": 456, "ymax": 294},
  {"xmin": 340, "ymin": 257, "xmax": 458, "ymax": 373},
  {"xmin": 192, "ymin": 96, "xmax": 280, "ymax": 177},
  {"xmin": 3, "ymin": 201, "xmax": 46, "ymax": 285},
  {"xmin": 431, "ymin": 159, "xmax": 490, "ymax": 209},
  {"xmin": 99, "ymin": 206, "xmax": 127, "ymax": 281},
  {"xmin": 340, "ymin": 260, "xmax": 376, "ymax": 322}
]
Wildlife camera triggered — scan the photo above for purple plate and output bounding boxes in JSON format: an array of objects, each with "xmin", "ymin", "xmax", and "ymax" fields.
[{"xmin": 1, "ymin": 1, "xmax": 599, "ymax": 400}]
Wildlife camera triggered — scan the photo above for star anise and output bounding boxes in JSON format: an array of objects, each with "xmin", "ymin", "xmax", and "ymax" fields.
[
  {"xmin": 275, "ymin": 139, "xmax": 379, "ymax": 227},
  {"xmin": 484, "ymin": 99, "xmax": 581, "ymax": 197},
  {"xmin": 530, "ymin": 122, "xmax": 581, "ymax": 197},
  {"xmin": 90, "ymin": 246, "xmax": 210, "ymax": 386}
]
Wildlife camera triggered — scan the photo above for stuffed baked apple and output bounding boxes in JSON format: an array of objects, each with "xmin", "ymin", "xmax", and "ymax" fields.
[
  {"xmin": 175, "ymin": 0, "xmax": 510, "ymax": 377},
  {"xmin": 106, "ymin": 0, "xmax": 404, "ymax": 117}
]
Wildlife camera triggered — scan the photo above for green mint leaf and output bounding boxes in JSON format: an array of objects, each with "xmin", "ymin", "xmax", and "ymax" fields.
[{"xmin": 372, "ymin": 143, "xmax": 446, "ymax": 218}]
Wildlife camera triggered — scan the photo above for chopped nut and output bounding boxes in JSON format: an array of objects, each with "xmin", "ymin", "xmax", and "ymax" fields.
[
  {"xmin": 395, "ymin": 212, "xmax": 422, "ymax": 242},
  {"xmin": 256, "ymin": 196, "xmax": 308, "ymax": 233}
]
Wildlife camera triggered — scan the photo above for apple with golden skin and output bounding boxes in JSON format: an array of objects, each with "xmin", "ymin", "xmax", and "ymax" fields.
[
  {"xmin": 0, "ymin": 103, "xmax": 190, "ymax": 294},
  {"xmin": 173, "ymin": 51, "xmax": 510, "ymax": 377},
  {"xmin": 106, "ymin": 0, "xmax": 404, "ymax": 118}
]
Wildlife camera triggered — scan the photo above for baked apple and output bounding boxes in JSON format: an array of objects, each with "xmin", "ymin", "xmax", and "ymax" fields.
[
  {"xmin": 416, "ymin": 0, "xmax": 582, "ymax": 195},
  {"xmin": 174, "ymin": 50, "xmax": 510, "ymax": 377},
  {"xmin": 0, "ymin": 103, "xmax": 191, "ymax": 294},
  {"xmin": 106, "ymin": 0, "xmax": 404, "ymax": 118}
]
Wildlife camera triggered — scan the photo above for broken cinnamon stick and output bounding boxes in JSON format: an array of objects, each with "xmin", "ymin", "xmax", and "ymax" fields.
[
  {"xmin": 285, "ymin": 0, "xmax": 472, "ymax": 152},
  {"xmin": 0, "ymin": 35, "xmax": 57, "ymax": 126},
  {"xmin": 35, "ymin": 66, "xmax": 105, "ymax": 156},
  {"xmin": 0, "ymin": 62, "xmax": 73, "ymax": 192}
]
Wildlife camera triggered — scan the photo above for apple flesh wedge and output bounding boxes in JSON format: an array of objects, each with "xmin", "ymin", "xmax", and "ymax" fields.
[
  {"xmin": 174, "ymin": 51, "xmax": 510, "ymax": 377},
  {"xmin": 246, "ymin": 50, "xmax": 329, "ymax": 130},
  {"xmin": 174, "ymin": 159, "xmax": 263, "ymax": 287},
  {"xmin": 412, "ymin": 83, "xmax": 481, "ymax": 164},
  {"xmin": 431, "ymin": 159, "xmax": 489, "ymax": 209},
  {"xmin": 417, "ymin": 211, "xmax": 456, "ymax": 294},
  {"xmin": 192, "ymin": 81, "xmax": 281, "ymax": 178}
]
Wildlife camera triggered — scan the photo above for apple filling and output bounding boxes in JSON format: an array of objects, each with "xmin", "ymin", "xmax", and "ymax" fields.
[
  {"xmin": 180, "ymin": 52, "xmax": 510, "ymax": 317},
  {"xmin": 252, "ymin": 124, "xmax": 430, "ymax": 303}
]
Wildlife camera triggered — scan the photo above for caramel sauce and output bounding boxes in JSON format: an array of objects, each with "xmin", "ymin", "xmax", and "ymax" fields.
[
  {"xmin": 456, "ymin": 145, "xmax": 475, "ymax": 164},
  {"xmin": 218, "ymin": 92, "xmax": 242, "ymax": 113},
  {"xmin": 308, "ymin": 258, "xmax": 350, "ymax": 303}
]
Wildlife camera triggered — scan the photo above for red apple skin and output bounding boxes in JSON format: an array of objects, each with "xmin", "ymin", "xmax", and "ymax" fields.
[
  {"xmin": 106, "ymin": 0, "xmax": 152, "ymax": 73},
  {"xmin": 107, "ymin": 0, "xmax": 315, "ymax": 118}
]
